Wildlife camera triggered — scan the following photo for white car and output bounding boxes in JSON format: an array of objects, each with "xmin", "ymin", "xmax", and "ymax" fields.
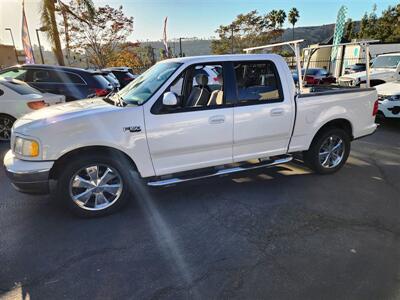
[
  {"xmin": 375, "ymin": 81, "xmax": 400, "ymax": 118},
  {"xmin": 4, "ymin": 54, "xmax": 377, "ymax": 217},
  {"xmin": 338, "ymin": 52, "xmax": 400, "ymax": 87},
  {"xmin": 0, "ymin": 78, "xmax": 65, "ymax": 140}
]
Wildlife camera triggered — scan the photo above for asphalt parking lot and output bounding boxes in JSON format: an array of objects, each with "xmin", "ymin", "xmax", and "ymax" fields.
[{"xmin": 0, "ymin": 119, "xmax": 399, "ymax": 300}]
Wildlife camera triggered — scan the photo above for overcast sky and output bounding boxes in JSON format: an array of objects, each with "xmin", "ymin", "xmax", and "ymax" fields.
[{"xmin": 0, "ymin": 0, "xmax": 398, "ymax": 50}]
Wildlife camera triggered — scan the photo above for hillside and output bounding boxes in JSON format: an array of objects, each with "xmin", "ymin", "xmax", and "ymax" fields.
[{"xmin": 142, "ymin": 23, "xmax": 339, "ymax": 58}]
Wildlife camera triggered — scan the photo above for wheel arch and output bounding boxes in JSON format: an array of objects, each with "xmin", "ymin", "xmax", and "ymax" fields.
[
  {"xmin": 49, "ymin": 145, "xmax": 138, "ymax": 180},
  {"xmin": 312, "ymin": 118, "xmax": 353, "ymax": 144}
]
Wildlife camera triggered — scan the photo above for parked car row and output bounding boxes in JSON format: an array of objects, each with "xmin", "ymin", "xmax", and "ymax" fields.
[
  {"xmin": 0, "ymin": 64, "xmax": 139, "ymax": 101},
  {"xmin": 0, "ymin": 64, "xmax": 140, "ymax": 140}
]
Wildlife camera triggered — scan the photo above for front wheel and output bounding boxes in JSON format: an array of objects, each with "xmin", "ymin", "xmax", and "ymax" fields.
[
  {"xmin": 303, "ymin": 128, "xmax": 351, "ymax": 174},
  {"xmin": 56, "ymin": 153, "xmax": 135, "ymax": 217}
]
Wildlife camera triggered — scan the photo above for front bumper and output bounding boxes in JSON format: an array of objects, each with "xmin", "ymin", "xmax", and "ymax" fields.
[{"xmin": 3, "ymin": 150, "xmax": 54, "ymax": 194}]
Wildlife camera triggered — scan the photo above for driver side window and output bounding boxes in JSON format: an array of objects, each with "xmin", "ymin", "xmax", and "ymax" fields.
[{"xmin": 162, "ymin": 64, "xmax": 224, "ymax": 112}]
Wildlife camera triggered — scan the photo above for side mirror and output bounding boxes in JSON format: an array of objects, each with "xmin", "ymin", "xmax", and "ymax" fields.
[{"xmin": 162, "ymin": 92, "xmax": 178, "ymax": 107}]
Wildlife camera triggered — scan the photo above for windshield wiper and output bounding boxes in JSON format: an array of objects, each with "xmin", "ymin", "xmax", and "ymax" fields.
[
  {"xmin": 102, "ymin": 92, "xmax": 117, "ymax": 105},
  {"xmin": 115, "ymin": 93, "xmax": 126, "ymax": 107}
]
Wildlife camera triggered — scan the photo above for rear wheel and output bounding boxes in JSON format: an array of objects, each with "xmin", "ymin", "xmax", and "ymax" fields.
[
  {"xmin": 303, "ymin": 128, "xmax": 350, "ymax": 174},
  {"xmin": 0, "ymin": 115, "xmax": 16, "ymax": 141},
  {"xmin": 56, "ymin": 153, "xmax": 135, "ymax": 217}
]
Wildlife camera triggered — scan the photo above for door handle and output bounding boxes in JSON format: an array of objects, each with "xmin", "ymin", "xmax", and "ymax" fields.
[
  {"xmin": 209, "ymin": 115, "xmax": 225, "ymax": 124},
  {"xmin": 270, "ymin": 108, "xmax": 284, "ymax": 116}
]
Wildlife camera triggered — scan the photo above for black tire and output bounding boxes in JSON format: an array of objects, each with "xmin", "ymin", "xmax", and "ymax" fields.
[
  {"xmin": 56, "ymin": 152, "xmax": 136, "ymax": 217},
  {"xmin": 303, "ymin": 128, "xmax": 351, "ymax": 174},
  {"xmin": 0, "ymin": 114, "xmax": 16, "ymax": 142}
]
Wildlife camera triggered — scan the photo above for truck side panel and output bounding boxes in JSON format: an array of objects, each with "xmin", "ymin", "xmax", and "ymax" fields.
[{"xmin": 289, "ymin": 89, "xmax": 378, "ymax": 153}]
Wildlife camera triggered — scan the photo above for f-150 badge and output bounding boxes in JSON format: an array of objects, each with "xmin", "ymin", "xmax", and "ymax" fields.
[{"xmin": 123, "ymin": 126, "xmax": 141, "ymax": 133}]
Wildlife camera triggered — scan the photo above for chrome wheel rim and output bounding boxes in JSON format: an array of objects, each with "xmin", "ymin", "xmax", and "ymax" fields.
[
  {"xmin": 69, "ymin": 164, "xmax": 123, "ymax": 211},
  {"xmin": 0, "ymin": 116, "xmax": 13, "ymax": 141},
  {"xmin": 319, "ymin": 135, "xmax": 345, "ymax": 169}
]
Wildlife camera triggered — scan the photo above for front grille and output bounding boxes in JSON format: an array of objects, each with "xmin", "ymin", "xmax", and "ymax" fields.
[{"xmin": 338, "ymin": 79, "xmax": 354, "ymax": 87}]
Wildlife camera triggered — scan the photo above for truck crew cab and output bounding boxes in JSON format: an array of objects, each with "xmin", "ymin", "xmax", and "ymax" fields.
[{"xmin": 4, "ymin": 54, "xmax": 378, "ymax": 217}]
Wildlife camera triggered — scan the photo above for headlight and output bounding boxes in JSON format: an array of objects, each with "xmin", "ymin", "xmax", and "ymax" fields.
[{"xmin": 14, "ymin": 137, "xmax": 40, "ymax": 157}]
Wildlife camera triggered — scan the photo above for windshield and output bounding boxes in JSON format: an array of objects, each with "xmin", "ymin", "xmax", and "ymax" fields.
[
  {"xmin": 117, "ymin": 62, "xmax": 182, "ymax": 105},
  {"xmin": 372, "ymin": 55, "xmax": 400, "ymax": 69}
]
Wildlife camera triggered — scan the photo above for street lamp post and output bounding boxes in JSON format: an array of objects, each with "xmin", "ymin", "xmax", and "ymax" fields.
[
  {"xmin": 35, "ymin": 27, "xmax": 47, "ymax": 64},
  {"xmin": 179, "ymin": 38, "xmax": 183, "ymax": 57},
  {"xmin": 179, "ymin": 37, "xmax": 188, "ymax": 57},
  {"xmin": 5, "ymin": 28, "xmax": 19, "ymax": 62}
]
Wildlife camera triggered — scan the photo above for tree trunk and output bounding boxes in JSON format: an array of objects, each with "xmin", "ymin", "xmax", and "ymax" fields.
[
  {"xmin": 292, "ymin": 24, "xmax": 295, "ymax": 41},
  {"xmin": 49, "ymin": 0, "xmax": 65, "ymax": 65}
]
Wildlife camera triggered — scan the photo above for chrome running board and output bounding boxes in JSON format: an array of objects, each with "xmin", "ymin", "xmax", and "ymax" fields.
[{"xmin": 147, "ymin": 155, "xmax": 292, "ymax": 187}]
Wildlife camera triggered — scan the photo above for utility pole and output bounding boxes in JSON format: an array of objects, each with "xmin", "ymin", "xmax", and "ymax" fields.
[
  {"xmin": 35, "ymin": 27, "xmax": 46, "ymax": 64},
  {"xmin": 231, "ymin": 26, "xmax": 234, "ymax": 54},
  {"xmin": 5, "ymin": 28, "xmax": 19, "ymax": 62}
]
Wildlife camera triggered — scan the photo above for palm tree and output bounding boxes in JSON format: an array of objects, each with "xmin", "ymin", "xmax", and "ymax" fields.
[
  {"xmin": 41, "ymin": 0, "xmax": 95, "ymax": 66},
  {"xmin": 41, "ymin": 0, "xmax": 64, "ymax": 65},
  {"xmin": 268, "ymin": 9, "xmax": 286, "ymax": 42},
  {"xmin": 268, "ymin": 9, "xmax": 278, "ymax": 28},
  {"xmin": 288, "ymin": 8, "xmax": 300, "ymax": 40},
  {"xmin": 275, "ymin": 10, "xmax": 287, "ymax": 28}
]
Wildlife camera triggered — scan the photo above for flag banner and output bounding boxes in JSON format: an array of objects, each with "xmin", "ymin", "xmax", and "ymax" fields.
[
  {"xmin": 163, "ymin": 17, "xmax": 169, "ymax": 57},
  {"xmin": 331, "ymin": 5, "xmax": 347, "ymax": 61},
  {"xmin": 22, "ymin": 2, "xmax": 35, "ymax": 64}
]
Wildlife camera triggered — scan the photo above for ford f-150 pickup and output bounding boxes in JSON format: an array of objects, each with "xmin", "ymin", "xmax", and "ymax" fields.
[{"xmin": 3, "ymin": 54, "xmax": 378, "ymax": 217}]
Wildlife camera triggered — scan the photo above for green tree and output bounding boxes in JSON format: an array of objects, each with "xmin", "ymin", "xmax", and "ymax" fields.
[
  {"xmin": 288, "ymin": 8, "xmax": 300, "ymax": 40},
  {"xmin": 211, "ymin": 10, "xmax": 279, "ymax": 54},
  {"xmin": 358, "ymin": 12, "xmax": 369, "ymax": 39},
  {"xmin": 357, "ymin": 4, "xmax": 400, "ymax": 42},
  {"xmin": 275, "ymin": 9, "xmax": 287, "ymax": 28},
  {"xmin": 41, "ymin": 0, "xmax": 95, "ymax": 66},
  {"xmin": 344, "ymin": 18, "xmax": 355, "ymax": 40},
  {"xmin": 61, "ymin": 2, "xmax": 134, "ymax": 68},
  {"xmin": 267, "ymin": 9, "xmax": 286, "ymax": 41}
]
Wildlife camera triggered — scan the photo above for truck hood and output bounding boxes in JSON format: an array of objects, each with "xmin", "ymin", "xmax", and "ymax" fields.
[
  {"xmin": 340, "ymin": 68, "xmax": 395, "ymax": 81},
  {"xmin": 375, "ymin": 81, "xmax": 400, "ymax": 96},
  {"xmin": 13, "ymin": 98, "xmax": 120, "ymax": 133}
]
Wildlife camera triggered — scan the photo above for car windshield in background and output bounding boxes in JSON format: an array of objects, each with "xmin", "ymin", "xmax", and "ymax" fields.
[
  {"xmin": 0, "ymin": 69, "xmax": 28, "ymax": 81},
  {"xmin": 372, "ymin": 56, "xmax": 400, "ymax": 69},
  {"xmin": 2, "ymin": 81, "xmax": 41, "ymax": 95},
  {"xmin": 293, "ymin": 69, "xmax": 320, "ymax": 76},
  {"xmin": 117, "ymin": 62, "xmax": 182, "ymax": 105}
]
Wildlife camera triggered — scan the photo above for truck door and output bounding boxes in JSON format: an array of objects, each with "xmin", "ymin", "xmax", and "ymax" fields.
[
  {"xmin": 232, "ymin": 60, "xmax": 295, "ymax": 162},
  {"xmin": 144, "ymin": 63, "xmax": 234, "ymax": 176}
]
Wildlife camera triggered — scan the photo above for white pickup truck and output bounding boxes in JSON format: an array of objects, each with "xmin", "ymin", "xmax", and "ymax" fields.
[
  {"xmin": 338, "ymin": 52, "xmax": 400, "ymax": 87},
  {"xmin": 3, "ymin": 54, "xmax": 378, "ymax": 217}
]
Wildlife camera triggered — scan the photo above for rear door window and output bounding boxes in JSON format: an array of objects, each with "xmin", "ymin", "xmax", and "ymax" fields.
[
  {"xmin": 233, "ymin": 61, "xmax": 283, "ymax": 104},
  {"xmin": 30, "ymin": 69, "xmax": 62, "ymax": 83},
  {"xmin": 57, "ymin": 72, "xmax": 86, "ymax": 84}
]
